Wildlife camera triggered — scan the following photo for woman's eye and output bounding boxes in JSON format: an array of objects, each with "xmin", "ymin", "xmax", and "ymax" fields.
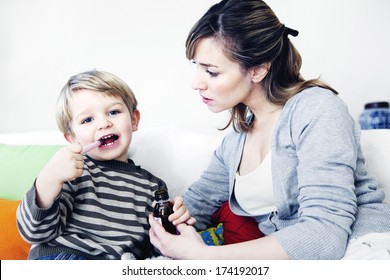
[
  {"xmin": 81, "ymin": 117, "xmax": 93, "ymax": 124},
  {"xmin": 206, "ymin": 69, "xmax": 218, "ymax": 77}
]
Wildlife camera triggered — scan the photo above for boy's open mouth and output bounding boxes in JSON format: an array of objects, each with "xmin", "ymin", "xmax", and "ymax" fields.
[{"xmin": 99, "ymin": 134, "xmax": 119, "ymax": 147}]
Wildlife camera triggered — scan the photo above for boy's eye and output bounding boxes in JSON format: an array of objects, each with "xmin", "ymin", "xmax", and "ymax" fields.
[
  {"xmin": 109, "ymin": 110, "xmax": 120, "ymax": 116},
  {"xmin": 81, "ymin": 117, "xmax": 93, "ymax": 124}
]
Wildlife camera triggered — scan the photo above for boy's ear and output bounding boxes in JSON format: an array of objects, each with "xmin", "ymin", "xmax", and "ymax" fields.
[
  {"xmin": 131, "ymin": 109, "xmax": 141, "ymax": 132},
  {"xmin": 251, "ymin": 62, "xmax": 271, "ymax": 83},
  {"xmin": 64, "ymin": 133, "xmax": 75, "ymax": 144}
]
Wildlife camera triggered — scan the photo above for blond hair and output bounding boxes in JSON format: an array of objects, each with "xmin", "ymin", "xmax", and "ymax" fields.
[{"xmin": 56, "ymin": 70, "xmax": 138, "ymax": 135}]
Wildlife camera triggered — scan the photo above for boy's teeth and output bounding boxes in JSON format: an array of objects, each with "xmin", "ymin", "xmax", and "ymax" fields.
[{"xmin": 99, "ymin": 134, "xmax": 118, "ymax": 146}]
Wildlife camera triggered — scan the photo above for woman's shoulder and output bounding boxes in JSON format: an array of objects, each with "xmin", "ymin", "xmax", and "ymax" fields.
[
  {"xmin": 289, "ymin": 86, "xmax": 342, "ymax": 107},
  {"xmin": 278, "ymin": 86, "xmax": 354, "ymax": 136},
  {"xmin": 285, "ymin": 86, "xmax": 349, "ymax": 117}
]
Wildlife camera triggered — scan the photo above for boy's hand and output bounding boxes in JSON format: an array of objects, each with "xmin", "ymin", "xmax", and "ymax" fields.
[
  {"xmin": 35, "ymin": 143, "xmax": 84, "ymax": 208},
  {"xmin": 169, "ymin": 196, "xmax": 196, "ymax": 226}
]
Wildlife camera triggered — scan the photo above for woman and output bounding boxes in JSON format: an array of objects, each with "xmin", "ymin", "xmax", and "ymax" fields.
[{"xmin": 149, "ymin": 0, "xmax": 390, "ymax": 259}]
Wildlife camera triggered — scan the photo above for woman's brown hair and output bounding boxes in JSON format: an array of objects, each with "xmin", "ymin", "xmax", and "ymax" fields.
[{"xmin": 186, "ymin": 0, "xmax": 337, "ymax": 132}]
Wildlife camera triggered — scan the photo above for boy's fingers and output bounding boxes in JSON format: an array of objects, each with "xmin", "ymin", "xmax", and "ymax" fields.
[{"xmin": 69, "ymin": 143, "xmax": 83, "ymax": 153}]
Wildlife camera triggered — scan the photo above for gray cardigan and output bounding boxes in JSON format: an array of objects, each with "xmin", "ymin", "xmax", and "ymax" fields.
[{"xmin": 184, "ymin": 87, "xmax": 390, "ymax": 260}]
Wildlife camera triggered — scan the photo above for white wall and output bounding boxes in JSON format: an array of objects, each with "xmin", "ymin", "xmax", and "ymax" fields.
[{"xmin": 1, "ymin": 0, "xmax": 389, "ymax": 134}]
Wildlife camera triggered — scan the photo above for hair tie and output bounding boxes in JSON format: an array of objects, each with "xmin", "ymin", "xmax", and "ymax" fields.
[{"xmin": 284, "ymin": 26, "xmax": 299, "ymax": 37}]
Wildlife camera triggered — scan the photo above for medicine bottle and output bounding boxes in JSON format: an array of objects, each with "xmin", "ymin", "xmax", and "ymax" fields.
[{"xmin": 153, "ymin": 188, "xmax": 177, "ymax": 234}]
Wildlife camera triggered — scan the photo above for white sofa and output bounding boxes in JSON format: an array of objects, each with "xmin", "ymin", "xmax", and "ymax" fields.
[
  {"xmin": 0, "ymin": 126, "xmax": 389, "ymax": 202},
  {"xmin": 0, "ymin": 126, "xmax": 389, "ymax": 260}
]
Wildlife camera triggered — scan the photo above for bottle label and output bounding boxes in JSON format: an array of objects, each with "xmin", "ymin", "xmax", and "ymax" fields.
[{"xmin": 154, "ymin": 217, "xmax": 162, "ymax": 225}]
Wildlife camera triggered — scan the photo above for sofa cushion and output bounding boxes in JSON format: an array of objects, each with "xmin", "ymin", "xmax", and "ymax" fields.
[
  {"xmin": 0, "ymin": 199, "xmax": 31, "ymax": 260},
  {"xmin": 129, "ymin": 126, "xmax": 224, "ymax": 198},
  {"xmin": 0, "ymin": 144, "xmax": 63, "ymax": 200}
]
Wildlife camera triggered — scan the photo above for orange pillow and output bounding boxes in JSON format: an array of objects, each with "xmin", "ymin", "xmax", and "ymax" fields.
[{"xmin": 0, "ymin": 199, "xmax": 31, "ymax": 259}]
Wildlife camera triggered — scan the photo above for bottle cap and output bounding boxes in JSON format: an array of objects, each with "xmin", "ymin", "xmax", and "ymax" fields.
[
  {"xmin": 364, "ymin": 101, "xmax": 389, "ymax": 109},
  {"xmin": 154, "ymin": 188, "xmax": 169, "ymax": 201}
]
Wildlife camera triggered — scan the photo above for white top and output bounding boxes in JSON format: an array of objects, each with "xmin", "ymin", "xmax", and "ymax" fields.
[{"xmin": 234, "ymin": 152, "xmax": 276, "ymax": 216}]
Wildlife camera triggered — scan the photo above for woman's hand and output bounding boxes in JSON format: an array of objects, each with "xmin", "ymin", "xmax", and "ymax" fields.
[
  {"xmin": 169, "ymin": 196, "xmax": 196, "ymax": 225},
  {"xmin": 149, "ymin": 214, "xmax": 207, "ymax": 259}
]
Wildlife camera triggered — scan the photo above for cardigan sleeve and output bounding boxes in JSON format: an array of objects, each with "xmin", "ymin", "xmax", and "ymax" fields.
[{"xmin": 273, "ymin": 88, "xmax": 359, "ymax": 259}]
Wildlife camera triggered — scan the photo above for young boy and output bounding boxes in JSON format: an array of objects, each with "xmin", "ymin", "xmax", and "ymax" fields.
[{"xmin": 17, "ymin": 70, "xmax": 182, "ymax": 260}]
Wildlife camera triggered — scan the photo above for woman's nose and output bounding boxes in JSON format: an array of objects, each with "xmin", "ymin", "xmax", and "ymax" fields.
[{"xmin": 191, "ymin": 72, "xmax": 206, "ymax": 91}]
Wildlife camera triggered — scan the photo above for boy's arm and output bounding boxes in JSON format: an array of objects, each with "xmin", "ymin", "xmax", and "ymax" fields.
[
  {"xmin": 16, "ymin": 183, "xmax": 64, "ymax": 243},
  {"xmin": 36, "ymin": 143, "xmax": 84, "ymax": 208},
  {"xmin": 16, "ymin": 143, "xmax": 84, "ymax": 243}
]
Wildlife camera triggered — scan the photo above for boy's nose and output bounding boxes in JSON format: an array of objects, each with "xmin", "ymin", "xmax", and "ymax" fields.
[{"xmin": 98, "ymin": 118, "xmax": 113, "ymax": 130}]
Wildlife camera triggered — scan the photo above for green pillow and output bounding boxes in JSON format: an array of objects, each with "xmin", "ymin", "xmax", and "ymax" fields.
[{"xmin": 0, "ymin": 145, "xmax": 64, "ymax": 200}]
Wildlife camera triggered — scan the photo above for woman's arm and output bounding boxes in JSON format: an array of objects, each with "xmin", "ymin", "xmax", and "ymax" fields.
[{"xmin": 273, "ymin": 89, "xmax": 359, "ymax": 259}]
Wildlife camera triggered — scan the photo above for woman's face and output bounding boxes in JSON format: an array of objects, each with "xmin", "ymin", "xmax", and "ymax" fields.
[{"xmin": 190, "ymin": 37, "xmax": 255, "ymax": 113}]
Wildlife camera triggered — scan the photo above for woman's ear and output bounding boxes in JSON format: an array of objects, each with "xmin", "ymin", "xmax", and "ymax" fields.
[
  {"xmin": 251, "ymin": 62, "xmax": 271, "ymax": 83},
  {"xmin": 131, "ymin": 109, "xmax": 141, "ymax": 132}
]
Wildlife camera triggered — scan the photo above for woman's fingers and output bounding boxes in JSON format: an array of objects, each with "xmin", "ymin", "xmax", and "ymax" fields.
[
  {"xmin": 172, "ymin": 196, "xmax": 184, "ymax": 211},
  {"xmin": 176, "ymin": 222, "xmax": 189, "ymax": 233}
]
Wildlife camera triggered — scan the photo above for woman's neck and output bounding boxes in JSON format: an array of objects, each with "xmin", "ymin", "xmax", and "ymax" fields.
[{"xmin": 250, "ymin": 102, "xmax": 282, "ymax": 130}]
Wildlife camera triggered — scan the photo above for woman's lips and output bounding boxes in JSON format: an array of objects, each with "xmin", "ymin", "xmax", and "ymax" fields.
[{"xmin": 202, "ymin": 96, "xmax": 213, "ymax": 105}]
